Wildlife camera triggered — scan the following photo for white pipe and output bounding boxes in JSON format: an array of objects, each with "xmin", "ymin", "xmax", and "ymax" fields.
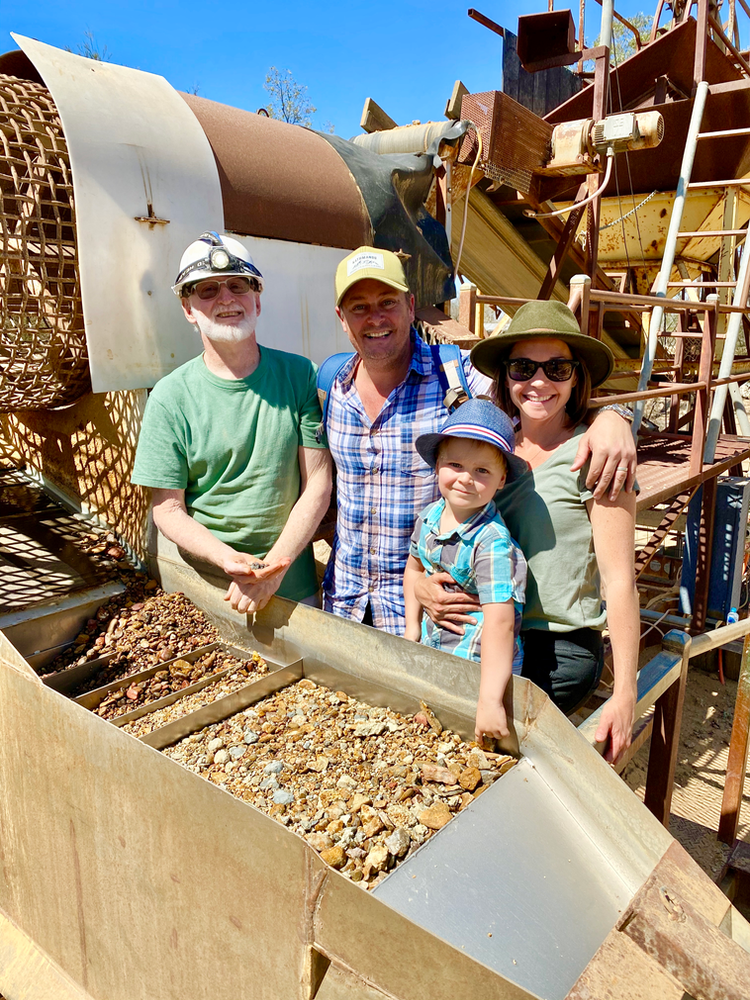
[
  {"xmin": 599, "ymin": 0, "xmax": 614, "ymax": 52},
  {"xmin": 705, "ymin": 244, "xmax": 750, "ymax": 461},
  {"xmin": 632, "ymin": 80, "xmax": 710, "ymax": 436}
]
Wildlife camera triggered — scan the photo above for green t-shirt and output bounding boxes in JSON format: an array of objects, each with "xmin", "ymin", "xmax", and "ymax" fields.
[
  {"xmin": 131, "ymin": 347, "xmax": 326, "ymax": 601},
  {"xmin": 495, "ymin": 425, "xmax": 606, "ymax": 633}
]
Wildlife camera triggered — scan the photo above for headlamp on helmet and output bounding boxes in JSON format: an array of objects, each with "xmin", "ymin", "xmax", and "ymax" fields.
[{"xmin": 172, "ymin": 231, "xmax": 264, "ymax": 297}]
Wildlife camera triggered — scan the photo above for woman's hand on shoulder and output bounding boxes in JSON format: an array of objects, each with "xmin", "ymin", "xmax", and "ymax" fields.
[{"xmin": 571, "ymin": 409, "xmax": 637, "ymax": 501}]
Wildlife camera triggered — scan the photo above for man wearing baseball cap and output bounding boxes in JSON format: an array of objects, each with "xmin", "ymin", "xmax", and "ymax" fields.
[
  {"xmin": 320, "ymin": 245, "xmax": 636, "ymax": 636},
  {"xmin": 132, "ymin": 231, "xmax": 331, "ymax": 613}
]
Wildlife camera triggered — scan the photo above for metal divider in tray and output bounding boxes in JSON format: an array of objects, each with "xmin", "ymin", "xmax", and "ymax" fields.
[{"xmin": 69, "ymin": 641, "xmax": 301, "ymax": 750}]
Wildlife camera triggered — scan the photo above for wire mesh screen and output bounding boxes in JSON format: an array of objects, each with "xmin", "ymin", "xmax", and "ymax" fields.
[{"xmin": 0, "ymin": 74, "xmax": 90, "ymax": 411}]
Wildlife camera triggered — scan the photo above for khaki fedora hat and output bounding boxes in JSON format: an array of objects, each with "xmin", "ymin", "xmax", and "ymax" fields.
[{"xmin": 470, "ymin": 299, "xmax": 614, "ymax": 388}]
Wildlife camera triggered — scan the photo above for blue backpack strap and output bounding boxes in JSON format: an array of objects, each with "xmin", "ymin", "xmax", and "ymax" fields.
[
  {"xmin": 430, "ymin": 342, "xmax": 472, "ymax": 412},
  {"xmin": 316, "ymin": 351, "xmax": 355, "ymax": 441}
]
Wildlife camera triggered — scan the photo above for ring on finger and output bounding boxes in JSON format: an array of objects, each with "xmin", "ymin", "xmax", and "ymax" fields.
[{"xmin": 616, "ymin": 466, "xmax": 628, "ymax": 473}]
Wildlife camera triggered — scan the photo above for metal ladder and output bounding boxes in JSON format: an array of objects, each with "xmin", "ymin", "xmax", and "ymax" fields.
[{"xmin": 632, "ymin": 80, "xmax": 750, "ymax": 451}]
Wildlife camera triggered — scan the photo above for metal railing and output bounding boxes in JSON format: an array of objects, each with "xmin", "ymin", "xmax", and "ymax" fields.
[{"xmin": 577, "ymin": 615, "xmax": 750, "ymax": 829}]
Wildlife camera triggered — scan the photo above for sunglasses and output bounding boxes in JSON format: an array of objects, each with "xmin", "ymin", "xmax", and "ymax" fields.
[
  {"xmin": 191, "ymin": 276, "xmax": 258, "ymax": 300},
  {"xmin": 506, "ymin": 358, "xmax": 579, "ymax": 382}
]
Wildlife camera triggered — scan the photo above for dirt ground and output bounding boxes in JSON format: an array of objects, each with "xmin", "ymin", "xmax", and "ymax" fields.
[{"xmin": 620, "ymin": 658, "xmax": 747, "ymax": 880}]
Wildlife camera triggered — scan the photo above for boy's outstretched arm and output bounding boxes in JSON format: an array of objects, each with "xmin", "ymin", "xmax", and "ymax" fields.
[
  {"xmin": 403, "ymin": 555, "xmax": 426, "ymax": 643},
  {"xmin": 475, "ymin": 601, "xmax": 516, "ymax": 743}
]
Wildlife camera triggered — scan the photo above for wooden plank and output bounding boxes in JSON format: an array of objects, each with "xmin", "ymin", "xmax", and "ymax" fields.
[
  {"xmin": 566, "ymin": 928, "xmax": 686, "ymax": 999},
  {"xmin": 618, "ymin": 850, "xmax": 750, "ymax": 1000},
  {"xmin": 719, "ymin": 632, "xmax": 750, "ymax": 843},
  {"xmin": 359, "ymin": 98, "xmax": 397, "ymax": 135},
  {"xmin": 444, "ymin": 80, "xmax": 469, "ymax": 120},
  {"xmin": 643, "ymin": 634, "xmax": 690, "ymax": 826},
  {"xmin": 415, "ymin": 306, "xmax": 480, "ymax": 351}
]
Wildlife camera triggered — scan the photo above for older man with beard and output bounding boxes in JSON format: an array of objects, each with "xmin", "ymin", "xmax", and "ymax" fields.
[{"xmin": 131, "ymin": 231, "xmax": 332, "ymax": 613}]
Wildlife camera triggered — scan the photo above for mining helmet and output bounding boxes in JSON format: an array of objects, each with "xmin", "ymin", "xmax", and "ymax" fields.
[{"xmin": 172, "ymin": 231, "xmax": 264, "ymax": 297}]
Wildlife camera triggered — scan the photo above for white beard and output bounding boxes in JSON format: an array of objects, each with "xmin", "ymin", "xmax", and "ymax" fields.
[{"xmin": 198, "ymin": 314, "xmax": 256, "ymax": 344}]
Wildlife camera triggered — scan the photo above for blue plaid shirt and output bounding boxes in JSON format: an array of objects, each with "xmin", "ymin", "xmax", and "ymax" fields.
[
  {"xmin": 411, "ymin": 498, "xmax": 526, "ymax": 668},
  {"xmin": 322, "ymin": 332, "xmax": 491, "ymax": 634}
]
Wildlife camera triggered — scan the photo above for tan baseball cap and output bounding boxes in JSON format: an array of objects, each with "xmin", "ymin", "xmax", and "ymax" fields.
[{"xmin": 335, "ymin": 246, "xmax": 410, "ymax": 306}]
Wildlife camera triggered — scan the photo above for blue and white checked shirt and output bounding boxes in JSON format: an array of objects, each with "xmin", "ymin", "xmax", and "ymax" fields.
[
  {"xmin": 410, "ymin": 498, "xmax": 526, "ymax": 669},
  {"xmin": 322, "ymin": 332, "xmax": 491, "ymax": 634}
]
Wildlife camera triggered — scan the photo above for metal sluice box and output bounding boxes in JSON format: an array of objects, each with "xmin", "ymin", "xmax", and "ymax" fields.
[{"xmin": 1, "ymin": 567, "xmax": 750, "ymax": 1000}]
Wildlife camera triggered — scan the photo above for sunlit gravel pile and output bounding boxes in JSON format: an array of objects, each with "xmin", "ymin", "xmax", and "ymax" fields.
[
  {"xmin": 120, "ymin": 653, "xmax": 269, "ymax": 737},
  {"xmin": 44, "ymin": 589, "xmax": 222, "ymax": 695},
  {"xmin": 163, "ymin": 678, "xmax": 516, "ymax": 888}
]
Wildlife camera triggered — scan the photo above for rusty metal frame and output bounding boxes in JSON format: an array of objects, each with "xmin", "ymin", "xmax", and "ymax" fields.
[{"xmin": 719, "ymin": 630, "xmax": 750, "ymax": 843}]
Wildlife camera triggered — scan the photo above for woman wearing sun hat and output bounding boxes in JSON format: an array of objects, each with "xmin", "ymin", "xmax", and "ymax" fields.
[{"xmin": 418, "ymin": 300, "xmax": 638, "ymax": 762}]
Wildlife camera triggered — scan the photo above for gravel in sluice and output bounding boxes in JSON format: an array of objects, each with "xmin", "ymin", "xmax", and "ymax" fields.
[
  {"xmin": 162, "ymin": 678, "xmax": 516, "ymax": 888},
  {"xmin": 120, "ymin": 654, "xmax": 269, "ymax": 736},
  {"xmin": 55, "ymin": 591, "xmax": 222, "ymax": 694},
  {"xmin": 96, "ymin": 650, "xmax": 267, "ymax": 720}
]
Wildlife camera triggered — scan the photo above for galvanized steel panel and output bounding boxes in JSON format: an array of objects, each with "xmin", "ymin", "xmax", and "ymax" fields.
[{"xmin": 13, "ymin": 35, "xmax": 223, "ymax": 392}]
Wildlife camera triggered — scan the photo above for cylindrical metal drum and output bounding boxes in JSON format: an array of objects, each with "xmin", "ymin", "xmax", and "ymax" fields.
[{"xmin": 0, "ymin": 74, "xmax": 90, "ymax": 410}]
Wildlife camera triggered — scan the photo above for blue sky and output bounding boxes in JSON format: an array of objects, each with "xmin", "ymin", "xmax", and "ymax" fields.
[{"xmin": 1, "ymin": 1, "xmax": 652, "ymax": 139}]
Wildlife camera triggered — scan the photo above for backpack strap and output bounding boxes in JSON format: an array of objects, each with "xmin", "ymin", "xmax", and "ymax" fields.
[
  {"xmin": 316, "ymin": 342, "xmax": 471, "ymax": 443},
  {"xmin": 430, "ymin": 342, "xmax": 472, "ymax": 412},
  {"xmin": 316, "ymin": 351, "xmax": 355, "ymax": 442}
]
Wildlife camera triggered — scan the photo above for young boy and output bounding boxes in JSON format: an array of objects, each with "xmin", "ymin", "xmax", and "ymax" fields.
[{"xmin": 403, "ymin": 399, "xmax": 527, "ymax": 743}]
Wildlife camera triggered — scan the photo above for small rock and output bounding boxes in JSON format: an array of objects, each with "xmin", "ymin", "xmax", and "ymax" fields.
[
  {"xmin": 213, "ymin": 749, "xmax": 229, "ymax": 765},
  {"xmin": 349, "ymin": 792, "xmax": 371, "ymax": 813},
  {"xmin": 385, "ymin": 828, "xmax": 411, "ymax": 858},
  {"xmin": 264, "ymin": 760, "xmax": 285, "ymax": 774},
  {"xmin": 410, "ymin": 823, "xmax": 429, "ymax": 844},
  {"xmin": 340, "ymin": 826, "xmax": 358, "ymax": 846},
  {"xmin": 386, "ymin": 803, "xmax": 414, "ymax": 828},
  {"xmin": 273, "ymin": 789, "xmax": 294, "ymax": 806},
  {"xmin": 327, "ymin": 818, "xmax": 345, "ymax": 835},
  {"xmin": 363, "ymin": 845, "xmax": 390, "ymax": 878},
  {"xmin": 354, "ymin": 721, "xmax": 388, "ymax": 738},
  {"xmin": 306, "ymin": 833, "xmax": 334, "ymax": 852},
  {"xmin": 417, "ymin": 701, "xmax": 443, "ymax": 734},
  {"xmin": 363, "ymin": 816, "xmax": 385, "ymax": 838},
  {"xmin": 244, "ymin": 730, "xmax": 259, "ymax": 744},
  {"xmin": 208, "ymin": 738, "xmax": 224, "ymax": 752},
  {"xmin": 468, "ymin": 748, "xmax": 490, "ymax": 770},
  {"xmin": 419, "ymin": 762, "xmax": 458, "ymax": 786},
  {"xmin": 419, "ymin": 801, "xmax": 452, "ymax": 830},
  {"xmin": 337, "ymin": 774, "xmax": 357, "ymax": 790},
  {"xmin": 229, "ymin": 747, "xmax": 245, "ymax": 760},
  {"xmin": 260, "ymin": 776, "xmax": 279, "ymax": 790},
  {"xmin": 320, "ymin": 845, "xmax": 347, "ymax": 870},
  {"xmin": 459, "ymin": 767, "xmax": 482, "ymax": 792}
]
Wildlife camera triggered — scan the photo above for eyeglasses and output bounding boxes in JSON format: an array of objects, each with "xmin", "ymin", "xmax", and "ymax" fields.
[
  {"xmin": 506, "ymin": 357, "xmax": 579, "ymax": 382},
  {"xmin": 190, "ymin": 276, "xmax": 257, "ymax": 300}
]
